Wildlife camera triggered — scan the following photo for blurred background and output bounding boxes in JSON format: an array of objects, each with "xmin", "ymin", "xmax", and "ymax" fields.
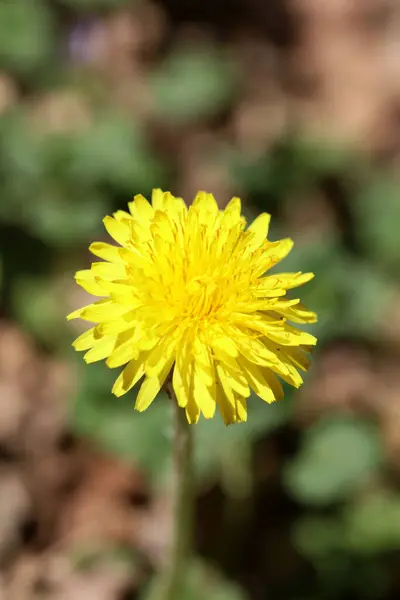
[{"xmin": 1, "ymin": 0, "xmax": 400, "ymax": 598}]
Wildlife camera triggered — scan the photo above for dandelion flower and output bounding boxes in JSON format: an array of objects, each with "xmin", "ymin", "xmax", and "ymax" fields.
[{"xmin": 68, "ymin": 189, "xmax": 317, "ymax": 424}]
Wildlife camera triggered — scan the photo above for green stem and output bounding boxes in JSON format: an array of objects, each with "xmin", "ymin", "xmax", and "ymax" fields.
[{"xmin": 160, "ymin": 380, "xmax": 193, "ymax": 600}]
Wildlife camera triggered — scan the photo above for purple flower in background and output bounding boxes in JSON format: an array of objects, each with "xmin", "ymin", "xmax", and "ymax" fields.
[{"xmin": 68, "ymin": 19, "xmax": 98, "ymax": 64}]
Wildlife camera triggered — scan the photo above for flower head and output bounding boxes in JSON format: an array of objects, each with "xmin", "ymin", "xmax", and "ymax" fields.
[{"xmin": 68, "ymin": 189, "xmax": 317, "ymax": 424}]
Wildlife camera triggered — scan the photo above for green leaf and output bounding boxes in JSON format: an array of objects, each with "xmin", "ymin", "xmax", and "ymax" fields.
[
  {"xmin": 71, "ymin": 543, "xmax": 143, "ymax": 573},
  {"xmin": 150, "ymin": 47, "xmax": 236, "ymax": 123},
  {"xmin": 28, "ymin": 190, "xmax": 108, "ymax": 246},
  {"xmin": 355, "ymin": 174, "xmax": 400, "ymax": 271},
  {"xmin": 0, "ymin": 0, "xmax": 55, "ymax": 75},
  {"xmin": 70, "ymin": 361, "xmax": 171, "ymax": 481},
  {"xmin": 293, "ymin": 515, "xmax": 345, "ymax": 560},
  {"xmin": 71, "ymin": 357, "xmax": 291, "ymax": 489},
  {"xmin": 194, "ymin": 394, "xmax": 290, "ymax": 494},
  {"xmin": 337, "ymin": 262, "xmax": 394, "ymax": 338},
  {"xmin": 284, "ymin": 417, "xmax": 382, "ymax": 505},
  {"xmin": 0, "ymin": 112, "xmax": 46, "ymax": 210},
  {"xmin": 12, "ymin": 276, "xmax": 67, "ymax": 345},
  {"xmin": 68, "ymin": 115, "xmax": 166, "ymax": 191},
  {"xmin": 345, "ymin": 491, "xmax": 400, "ymax": 554},
  {"xmin": 229, "ymin": 135, "xmax": 356, "ymax": 199},
  {"xmin": 142, "ymin": 559, "xmax": 248, "ymax": 600}
]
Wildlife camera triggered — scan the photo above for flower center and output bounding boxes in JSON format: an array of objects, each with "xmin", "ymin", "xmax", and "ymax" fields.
[{"xmin": 183, "ymin": 276, "xmax": 220, "ymax": 321}]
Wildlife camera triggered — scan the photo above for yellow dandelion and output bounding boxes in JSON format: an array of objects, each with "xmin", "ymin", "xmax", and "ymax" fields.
[{"xmin": 67, "ymin": 189, "xmax": 317, "ymax": 424}]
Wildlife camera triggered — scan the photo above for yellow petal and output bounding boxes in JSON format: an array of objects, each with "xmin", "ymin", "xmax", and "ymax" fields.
[
  {"xmin": 266, "ymin": 325, "xmax": 317, "ymax": 347},
  {"xmin": 235, "ymin": 395, "xmax": 248, "ymax": 423},
  {"xmin": 89, "ymin": 242, "xmax": 123, "ymax": 263},
  {"xmin": 84, "ymin": 336, "xmax": 116, "ymax": 364},
  {"xmin": 191, "ymin": 191, "xmax": 219, "ymax": 216},
  {"xmin": 274, "ymin": 302, "xmax": 317, "ymax": 324},
  {"xmin": 215, "ymin": 372, "xmax": 247, "ymax": 425},
  {"xmin": 67, "ymin": 298, "xmax": 110, "ymax": 321},
  {"xmin": 194, "ymin": 368, "xmax": 216, "ymax": 419},
  {"xmin": 74, "ymin": 270, "xmax": 107, "ymax": 297},
  {"xmin": 96, "ymin": 314, "xmax": 135, "ymax": 336},
  {"xmin": 281, "ymin": 346, "xmax": 311, "ymax": 372},
  {"xmin": 233, "ymin": 334, "xmax": 287, "ymax": 372},
  {"xmin": 96, "ymin": 279, "xmax": 133, "ymax": 296},
  {"xmin": 247, "ymin": 213, "xmax": 271, "ymax": 247},
  {"xmin": 173, "ymin": 362, "xmax": 188, "ymax": 408},
  {"xmin": 273, "ymin": 272, "xmax": 315, "ymax": 289},
  {"xmin": 79, "ymin": 300, "xmax": 129, "ymax": 323},
  {"xmin": 145, "ymin": 334, "xmax": 177, "ymax": 378},
  {"xmin": 259, "ymin": 368, "xmax": 284, "ymax": 400},
  {"xmin": 211, "ymin": 335, "xmax": 238, "ymax": 358},
  {"xmin": 151, "ymin": 210, "xmax": 175, "ymax": 244},
  {"xmin": 216, "ymin": 363, "xmax": 236, "ymax": 405},
  {"xmin": 238, "ymin": 358, "xmax": 276, "ymax": 404},
  {"xmin": 164, "ymin": 194, "xmax": 187, "ymax": 222},
  {"xmin": 113, "ymin": 210, "xmax": 132, "ymax": 221},
  {"xmin": 112, "ymin": 357, "xmax": 146, "ymax": 397},
  {"xmin": 172, "ymin": 342, "xmax": 192, "ymax": 408},
  {"xmin": 193, "ymin": 344, "xmax": 216, "ymax": 418},
  {"xmin": 129, "ymin": 194, "xmax": 154, "ymax": 221},
  {"xmin": 216, "ymin": 384, "xmax": 236, "ymax": 425},
  {"xmin": 185, "ymin": 395, "xmax": 200, "ymax": 424},
  {"xmin": 220, "ymin": 360, "xmax": 251, "ymax": 398},
  {"xmin": 151, "ymin": 188, "xmax": 166, "ymax": 211},
  {"xmin": 72, "ymin": 327, "xmax": 101, "ymax": 351},
  {"xmin": 278, "ymin": 359, "xmax": 304, "ymax": 388},
  {"xmin": 107, "ymin": 338, "xmax": 137, "ymax": 368},
  {"xmin": 135, "ymin": 353, "xmax": 175, "ymax": 412},
  {"xmin": 255, "ymin": 238, "xmax": 294, "ymax": 275},
  {"xmin": 103, "ymin": 216, "xmax": 131, "ymax": 246},
  {"xmin": 91, "ymin": 261, "xmax": 126, "ymax": 280},
  {"xmin": 224, "ymin": 196, "xmax": 241, "ymax": 217}
]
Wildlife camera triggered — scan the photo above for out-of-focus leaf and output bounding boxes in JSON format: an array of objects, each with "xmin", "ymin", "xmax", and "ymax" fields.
[
  {"xmin": 12, "ymin": 276, "xmax": 66, "ymax": 345},
  {"xmin": 284, "ymin": 417, "xmax": 381, "ymax": 505},
  {"xmin": 72, "ymin": 357, "xmax": 290, "ymax": 489},
  {"xmin": 286, "ymin": 135, "xmax": 358, "ymax": 180},
  {"xmin": 150, "ymin": 47, "xmax": 236, "ymax": 123},
  {"xmin": 28, "ymin": 190, "xmax": 108, "ymax": 246},
  {"xmin": 293, "ymin": 515, "xmax": 344, "ymax": 560},
  {"xmin": 355, "ymin": 175, "xmax": 400, "ymax": 271},
  {"xmin": 71, "ymin": 543, "xmax": 143, "ymax": 573},
  {"xmin": 68, "ymin": 115, "xmax": 166, "ymax": 191},
  {"xmin": 0, "ymin": 112, "xmax": 46, "ymax": 215},
  {"xmin": 71, "ymin": 361, "xmax": 171, "ymax": 481},
  {"xmin": 143, "ymin": 559, "xmax": 248, "ymax": 600},
  {"xmin": 0, "ymin": 0, "xmax": 55, "ymax": 75},
  {"xmin": 351, "ymin": 562, "xmax": 390, "ymax": 600},
  {"xmin": 194, "ymin": 394, "xmax": 290, "ymax": 494},
  {"xmin": 230, "ymin": 135, "xmax": 357, "ymax": 200},
  {"xmin": 337, "ymin": 262, "xmax": 394, "ymax": 338},
  {"xmin": 345, "ymin": 491, "xmax": 400, "ymax": 554}
]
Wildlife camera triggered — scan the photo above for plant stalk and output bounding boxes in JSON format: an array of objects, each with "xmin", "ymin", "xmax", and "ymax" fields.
[{"xmin": 160, "ymin": 379, "xmax": 193, "ymax": 600}]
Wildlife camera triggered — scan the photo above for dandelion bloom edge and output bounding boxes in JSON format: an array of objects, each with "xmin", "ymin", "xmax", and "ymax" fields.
[{"xmin": 68, "ymin": 189, "xmax": 317, "ymax": 424}]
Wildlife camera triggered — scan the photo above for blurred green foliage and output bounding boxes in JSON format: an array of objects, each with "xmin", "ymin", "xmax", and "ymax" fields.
[
  {"xmin": 284, "ymin": 417, "xmax": 382, "ymax": 505},
  {"xmin": 1, "ymin": 1, "xmax": 400, "ymax": 599},
  {"xmin": 150, "ymin": 47, "xmax": 237, "ymax": 124},
  {"xmin": 142, "ymin": 559, "xmax": 248, "ymax": 600},
  {"xmin": 0, "ymin": 0, "xmax": 55, "ymax": 77}
]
